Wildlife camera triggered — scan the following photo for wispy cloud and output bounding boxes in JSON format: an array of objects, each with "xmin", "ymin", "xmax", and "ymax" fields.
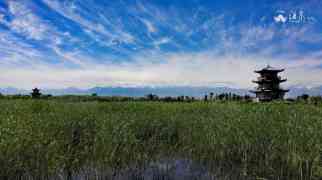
[
  {"xmin": 141, "ymin": 18, "xmax": 157, "ymax": 33},
  {"xmin": 6, "ymin": 1, "xmax": 56, "ymax": 41},
  {"xmin": 153, "ymin": 37, "xmax": 171, "ymax": 48},
  {"xmin": 43, "ymin": 0, "xmax": 136, "ymax": 46},
  {"xmin": 1, "ymin": 48, "xmax": 322, "ymax": 89}
]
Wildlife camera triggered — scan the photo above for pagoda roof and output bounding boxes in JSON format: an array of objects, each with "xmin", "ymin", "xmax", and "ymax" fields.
[
  {"xmin": 250, "ymin": 89, "xmax": 289, "ymax": 93},
  {"xmin": 252, "ymin": 78, "xmax": 287, "ymax": 83},
  {"xmin": 254, "ymin": 65, "xmax": 284, "ymax": 73}
]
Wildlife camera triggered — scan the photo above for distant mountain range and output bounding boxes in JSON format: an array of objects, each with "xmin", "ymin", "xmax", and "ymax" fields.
[
  {"xmin": 285, "ymin": 86, "xmax": 322, "ymax": 98},
  {"xmin": 1, "ymin": 86, "xmax": 322, "ymax": 98}
]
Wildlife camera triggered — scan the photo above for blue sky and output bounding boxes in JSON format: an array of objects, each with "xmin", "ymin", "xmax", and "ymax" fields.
[{"xmin": 0, "ymin": 0, "xmax": 322, "ymax": 89}]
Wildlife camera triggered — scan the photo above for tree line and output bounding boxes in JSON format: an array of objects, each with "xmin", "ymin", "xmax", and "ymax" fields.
[{"xmin": 0, "ymin": 88, "xmax": 322, "ymax": 104}]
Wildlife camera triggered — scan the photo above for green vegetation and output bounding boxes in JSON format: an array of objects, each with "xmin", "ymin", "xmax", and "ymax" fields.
[{"xmin": 0, "ymin": 99, "xmax": 322, "ymax": 179}]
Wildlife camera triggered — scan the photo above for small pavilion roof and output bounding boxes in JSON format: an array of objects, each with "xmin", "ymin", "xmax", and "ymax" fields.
[{"xmin": 254, "ymin": 65, "xmax": 284, "ymax": 73}]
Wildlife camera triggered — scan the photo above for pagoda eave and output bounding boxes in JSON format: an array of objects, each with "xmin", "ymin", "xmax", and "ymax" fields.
[
  {"xmin": 252, "ymin": 79, "xmax": 287, "ymax": 83},
  {"xmin": 254, "ymin": 69, "xmax": 284, "ymax": 73},
  {"xmin": 250, "ymin": 89, "xmax": 289, "ymax": 93}
]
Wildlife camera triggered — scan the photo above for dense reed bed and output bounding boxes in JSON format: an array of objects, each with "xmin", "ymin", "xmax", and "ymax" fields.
[{"xmin": 0, "ymin": 100, "xmax": 321, "ymax": 179}]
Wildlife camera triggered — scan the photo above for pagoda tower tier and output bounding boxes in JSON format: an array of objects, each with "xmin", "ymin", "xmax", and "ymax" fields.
[{"xmin": 250, "ymin": 65, "xmax": 289, "ymax": 102}]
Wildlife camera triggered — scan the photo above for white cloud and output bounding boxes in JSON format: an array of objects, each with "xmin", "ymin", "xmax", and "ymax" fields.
[
  {"xmin": 1, "ymin": 49, "xmax": 322, "ymax": 89},
  {"xmin": 0, "ymin": 13, "xmax": 5, "ymax": 23},
  {"xmin": 1, "ymin": 1, "xmax": 99, "ymax": 67},
  {"xmin": 43, "ymin": 0, "xmax": 135, "ymax": 45},
  {"xmin": 51, "ymin": 46, "xmax": 88, "ymax": 67},
  {"xmin": 141, "ymin": 18, "xmax": 157, "ymax": 33},
  {"xmin": 7, "ymin": 1, "xmax": 49, "ymax": 40},
  {"xmin": 0, "ymin": 30, "xmax": 47, "ymax": 66},
  {"xmin": 153, "ymin": 37, "xmax": 171, "ymax": 48},
  {"xmin": 287, "ymin": 26, "xmax": 322, "ymax": 43},
  {"xmin": 240, "ymin": 26, "xmax": 275, "ymax": 47}
]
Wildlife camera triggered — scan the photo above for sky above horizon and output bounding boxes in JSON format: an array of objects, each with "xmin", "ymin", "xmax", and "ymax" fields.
[{"xmin": 0, "ymin": 0, "xmax": 322, "ymax": 89}]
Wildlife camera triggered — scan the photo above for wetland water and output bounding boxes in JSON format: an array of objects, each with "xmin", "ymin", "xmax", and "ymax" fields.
[{"xmin": 18, "ymin": 159, "xmax": 244, "ymax": 180}]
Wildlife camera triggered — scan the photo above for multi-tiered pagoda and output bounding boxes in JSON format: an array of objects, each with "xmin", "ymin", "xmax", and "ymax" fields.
[{"xmin": 251, "ymin": 65, "xmax": 289, "ymax": 102}]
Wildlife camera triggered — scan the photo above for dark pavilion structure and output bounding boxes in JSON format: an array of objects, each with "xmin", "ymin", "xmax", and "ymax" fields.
[{"xmin": 251, "ymin": 65, "xmax": 289, "ymax": 102}]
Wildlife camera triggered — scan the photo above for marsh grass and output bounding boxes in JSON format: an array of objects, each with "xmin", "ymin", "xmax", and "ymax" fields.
[{"xmin": 0, "ymin": 100, "xmax": 321, "ymax": 179}]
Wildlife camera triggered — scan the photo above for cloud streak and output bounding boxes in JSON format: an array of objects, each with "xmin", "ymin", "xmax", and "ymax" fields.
[{"xmin": 1, "ymin": 49, "xmax": 322, "ymax": 89}]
